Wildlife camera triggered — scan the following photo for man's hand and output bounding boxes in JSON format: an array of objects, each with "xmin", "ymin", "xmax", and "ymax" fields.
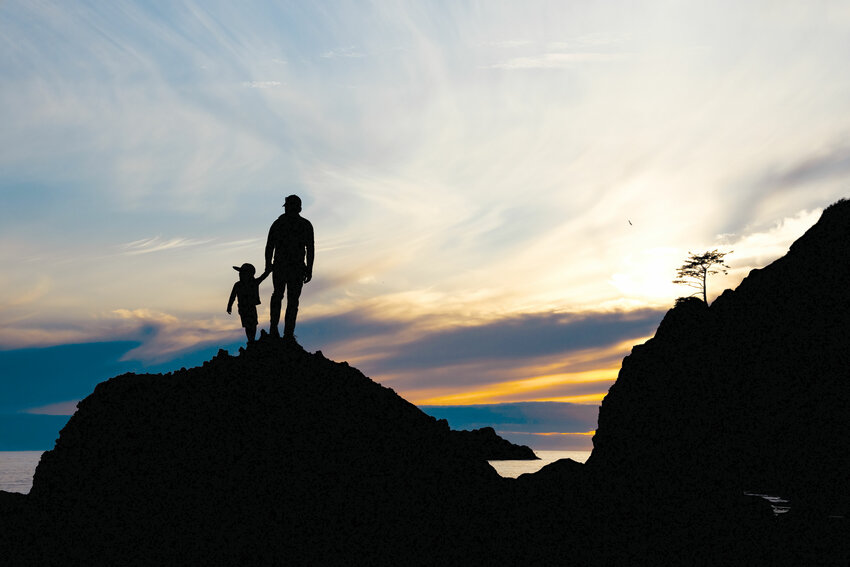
[
  {"xmin": 303, "ymin": 270, "xmax": 312, "ymax": 284},
  {"xmin": 227, "ymin": 308, "xmax": 232, "ymax": 315},
  {"xmin": 265, "ymin": 262, "xmax": 273, "ymax": 274}
]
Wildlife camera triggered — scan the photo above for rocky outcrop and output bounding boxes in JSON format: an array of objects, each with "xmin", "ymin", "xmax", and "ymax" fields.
[
  {"xmin": 5, "ymin": 201, "xmax": 850, "ymax": 565},
  {"xmin": 589, "ymin": 199, "xmax": 850, "ymax": 518},
  {"xmin": 10, "ymin": 338, "xmax": 511, "ymax": 565},
  {"xmin": 448, "ymin": 426, "xmax": 538, "ymax": 460}
]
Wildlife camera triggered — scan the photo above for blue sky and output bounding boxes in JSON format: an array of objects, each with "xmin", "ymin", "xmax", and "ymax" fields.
[{"xmin": 2, "ymin": 1, "xmax": 850, "ymax": 450}]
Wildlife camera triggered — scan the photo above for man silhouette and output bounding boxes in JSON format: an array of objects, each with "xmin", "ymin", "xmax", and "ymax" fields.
[{"xmin": 265, "ymin": 194, "xmax": 314, "ymax": 340}]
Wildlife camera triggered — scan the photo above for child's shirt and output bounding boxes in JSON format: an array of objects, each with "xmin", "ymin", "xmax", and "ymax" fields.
[
  {"xmin": 232, "ymin": 279, "xmax": 261, "ymax": 307},
  {"xmin": 228, "ymin": 273, "xmax": 269, "ymax": 313}
]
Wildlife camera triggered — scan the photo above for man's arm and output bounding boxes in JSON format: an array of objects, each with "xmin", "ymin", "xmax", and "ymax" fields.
[
  {"xmin": 227, "ymin": 283, "xmax": 237, "ymax": 314},
  {"xmin": 304, "ymin": 221, "xmax": 315, "ymax": 283},
  {"xmin": 264, "ymin": 221, "xmax": 276, "ymax": 273}
]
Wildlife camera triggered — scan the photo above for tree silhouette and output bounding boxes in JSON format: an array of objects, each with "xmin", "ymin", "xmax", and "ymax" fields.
[{"xmin": 673, "ymin": 249, "xmax": 732, "ymax": 304}]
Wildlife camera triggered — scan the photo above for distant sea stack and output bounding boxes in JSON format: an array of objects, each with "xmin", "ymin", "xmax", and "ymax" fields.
[
  {"xmin": 449, "ymin": 426, "xmax": 538, "ymax": 461},
  {"xmin": 8, "ymin": 339, "xmax": 530, "ymax": 565},
  {"xmin": 589, "ymin": 199, "xmax": 850, "ymax": 516}
]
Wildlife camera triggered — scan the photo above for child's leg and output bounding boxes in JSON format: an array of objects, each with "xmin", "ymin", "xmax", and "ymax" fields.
[{"xmin": 245, "ymin": 325, "xmax": 257, "ymax": 342}]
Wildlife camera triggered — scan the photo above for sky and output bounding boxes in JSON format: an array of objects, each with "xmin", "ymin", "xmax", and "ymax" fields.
[{"xmin": 2, "ymin": 1, "xmax": 850, "ymax": 451}]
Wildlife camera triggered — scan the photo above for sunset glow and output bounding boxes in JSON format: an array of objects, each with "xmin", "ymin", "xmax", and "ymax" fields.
[{"xmin": 2, "ymin": 1, "xmax": 849, "ymax": 449}]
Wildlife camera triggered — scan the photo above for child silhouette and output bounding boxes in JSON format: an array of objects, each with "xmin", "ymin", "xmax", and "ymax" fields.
[{"xmin": 227, "ymin": 263, "xmax": 271, "ymax": 343}]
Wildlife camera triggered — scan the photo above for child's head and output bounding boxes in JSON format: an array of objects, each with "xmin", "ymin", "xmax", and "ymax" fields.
[{"xmin": 233, "ymin": 263, "xmax": 256, "ymax": 281}]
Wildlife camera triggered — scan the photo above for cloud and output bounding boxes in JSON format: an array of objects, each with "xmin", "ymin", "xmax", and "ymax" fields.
[
  {"xmin": 303, "ymin": 309, "xmax": 664, "ymax": 406},
  {"xmin": 495, "ymin": 431, "xmax": 594, "ymax": 451},
  {"xmin": 559, "ymin": 32, "xmax": 632, "ymax": 47},
  {"xmin": 477, "ymin": 40, "xmax": 534, "ymax": 48},
  {"xmin": 371, "ymin": 308, "xmax": 664, "ymax": 373},
  {"xmin": 120, "ymin": 237, "xmax": 215, "ymax": 255},
  {"xmin": 242, "ymin": 81, "xmax": 282, "ymax": 89},
  {"xmin": 295, "ymin": 309, "xmax": 411, "ymax": 350},
  {"xmin": 420, "ymin": 401, "xmax": 597, "ymax": 433},
  {"xmin": 487, "ymin": 52, "xmax": 632, "ymax": 69},
  {"xmin": 110, "ymin": 308, "xmax": 240, "ymax": 362},
  {"xmin": 4, "ymin": 1, "xmax": 850, "ymax": 450},
  {"xmin": 0, "ymin": 277, "xmax": 50, "ymax": 309},
  {"xmin": 715, "ymin": 208, "xmax": 822, "ymax": 273},
  {"xmin": 758, "ymin": 143, "xmax": 850, "ymax": 190},
  {"xmin": 213, "ymin": 238, "xmax": 263, "ymax": 251},
  {"xmin": 25, "ymin": 400, "xmax": 80, "ymax": 416},
  {"xmin": 320, "ymin": 46, "xmax": 365, "ymax": 58}
]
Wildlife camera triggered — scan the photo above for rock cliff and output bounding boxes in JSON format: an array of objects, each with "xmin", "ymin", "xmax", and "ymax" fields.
[
  {"xmin": 590, "ymin": 199, "xmax": 850, "ymax": 518},
  {"xmin": 4, "ymin": 201, "xmax": 850, "ymax": 565},
  {"xmin": 9, "ymin": 338, "xmax": 528, "ymax": 565}
]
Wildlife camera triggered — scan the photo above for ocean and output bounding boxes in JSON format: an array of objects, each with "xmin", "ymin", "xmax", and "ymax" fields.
[
  {"xmin": 0, "ymin": 450, "xmax": 590, "ymax": 494},
  {"xmin": 0, "ymin": 451, "xmax": 43, "ymax": 494}
]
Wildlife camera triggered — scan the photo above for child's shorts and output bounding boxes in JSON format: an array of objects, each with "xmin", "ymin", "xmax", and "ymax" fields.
[{"xmin": 238, "ymin": 304, "xmax": 258, "ymax": 328}]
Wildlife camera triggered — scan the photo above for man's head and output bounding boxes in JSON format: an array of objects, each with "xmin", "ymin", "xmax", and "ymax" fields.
[{"xmin": 283, "ymin": 194, "xmax": 302, "ymax": 214}]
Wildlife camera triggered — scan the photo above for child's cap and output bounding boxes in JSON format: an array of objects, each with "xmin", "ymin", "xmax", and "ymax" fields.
[{"xmin": 233, "ymin": 263, "xmax": 256, "ymax": 276}]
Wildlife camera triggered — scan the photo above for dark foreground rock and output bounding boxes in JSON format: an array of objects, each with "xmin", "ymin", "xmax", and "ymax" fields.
[
  {"xmin": 590, "ymin": 199, "xmax": 850, "ymax": 520},
  {"xmin": 4, "ymin": 201, "xmax": 850, "ymax": 565},
  {"xmin": 5, "ymin": 339, "xmax": 515, "ymax": 565},
  {"xmin": 0, "ymin": 337, "xmax": 838, "ymax": 566}
]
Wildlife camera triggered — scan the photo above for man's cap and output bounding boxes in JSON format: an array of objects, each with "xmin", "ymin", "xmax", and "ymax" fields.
[
  {"xmin": 233, "ymin": 263, "xmax": 256, "ymax": 275},
  {"xmin": 283, "ymin": 194, "xmax": 302, "ymax": 208}
]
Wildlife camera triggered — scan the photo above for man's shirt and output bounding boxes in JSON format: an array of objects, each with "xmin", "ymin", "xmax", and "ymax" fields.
[{"xmin": 266, "ymin": 214, "xmax": 314, "ymax": 269}]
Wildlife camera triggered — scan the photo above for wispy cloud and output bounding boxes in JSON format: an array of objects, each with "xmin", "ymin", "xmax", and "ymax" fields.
[
  {"xmin": 370, "ymin": 309, "xmax": 664, "ymax": 373},
  {"xmin": 120, "ymin": 236, "xmax": 215, "ymax": 255},
  {"xmin": 110, "ymin": 308, "xmax": 239, "ymax": 362},
  {"xmin": 0, "ymin": 277, "xmax": 50, "ymax": 309},
  {"xmin": 551, "ymin": 31, "xmax": 632, "ymax": 48},
  {"xmin": 420, "ymin": 401, "xmax": 598, "ymax": 433},
  {"xmin": 320, "ymin": 46, "xmax": 365, "ymax": 58},
  {"xmin": 487, "ymin": 51, "xmax": 632, "ymax": 69},
  {"xmin": 242, "ymin": 80, "xmax": 282, "ymax": 89},
  {"xmin": 757, "ymin": 143, "xmax": 850, "ymax": 190},
  {"xmin": 477, "ymin": 39, "xmax": 534, "ymax": 48},
  {"xmin": 25, "ymin": 400, "xmax": 80, "ymax": 416},
  {"xmin": 214, "ymin": 238, "xmax": 263, "ymax": 251}
]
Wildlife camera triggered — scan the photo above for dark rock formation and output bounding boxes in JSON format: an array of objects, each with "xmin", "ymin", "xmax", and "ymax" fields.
[
  {"xmin": 4, "ymin": 201, "xmax": 850, "ymax": 565},
  {"xmin": 6, "ymin": 339, "xmax": 510, "ymax": 565},
  {"xmin": 448, "ymin": 426, "xmax": 538, "ymax": 460},
  {"xmin": 589, "ymin": 200, "xmax": 850, "ymax": 524}
]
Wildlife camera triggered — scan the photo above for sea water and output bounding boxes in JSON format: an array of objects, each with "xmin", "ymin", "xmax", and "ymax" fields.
[
  {"xmin": 0, "ymin": 451, "xmax": 43, "ymax": 494},
  {"xmin": 488, "ymin": 450, "xmax": 591, "ymax": 478},
  {"xmin": 0, "ymin": 450, "xmax": 592, "ymax": 494}
]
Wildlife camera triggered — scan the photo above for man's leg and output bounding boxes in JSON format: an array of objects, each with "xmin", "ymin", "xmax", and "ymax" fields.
[
  {"xmin": 270, "ymin": 269, "xmax": 285, "ymax": 336},
  {"xmin": 283, "ymin": 277, "xmax": 304, "ymax": 339}
]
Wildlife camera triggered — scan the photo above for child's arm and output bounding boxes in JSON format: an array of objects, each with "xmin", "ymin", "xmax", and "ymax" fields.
[
  {"xmin": 256, "ymin": 269, "xmax": 272, "ymax": 285},
  {"xmin": 227, "ymin": 283, "xmax": 237, "ymax": 314}
]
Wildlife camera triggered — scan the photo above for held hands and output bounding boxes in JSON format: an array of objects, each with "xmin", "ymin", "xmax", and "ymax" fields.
[
  {"xmin": 260, "ymin": 261, "xmax": 309, "ymax": 282},
  {"xmin": 227, "ymin": 308, "xmax": 232, "ymax": 315}
]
